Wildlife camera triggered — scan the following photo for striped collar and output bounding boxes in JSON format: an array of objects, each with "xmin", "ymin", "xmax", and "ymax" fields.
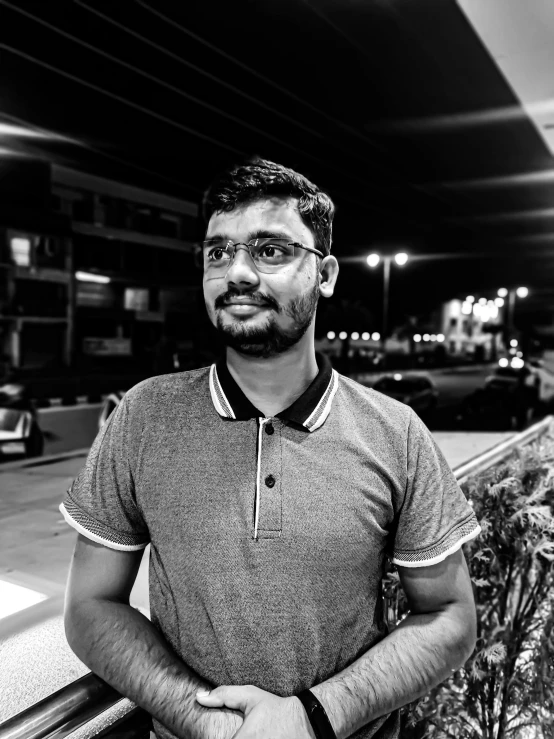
[{"xmin": 209, "ymin": 352, "xmax": 339, "ymax": 432}]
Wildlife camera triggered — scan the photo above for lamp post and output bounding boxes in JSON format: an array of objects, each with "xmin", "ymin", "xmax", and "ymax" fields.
[
  {"xmin": 498, "ymin": 286, "xmax": 528, "ymax": 349},
  {"xmin": 367, "ymin": 252, "xmax": 408, "ymax": 363}
]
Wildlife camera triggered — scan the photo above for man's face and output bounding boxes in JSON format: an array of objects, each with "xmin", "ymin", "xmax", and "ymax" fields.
[{"xmin": 203, "ymin": 197, "xmax": 323, "ymax": 359}]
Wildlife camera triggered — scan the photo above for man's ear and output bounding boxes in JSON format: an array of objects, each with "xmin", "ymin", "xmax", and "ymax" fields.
[{"xmin": 319, "ymin": 256, "xmax": 339, "ymax": 298}]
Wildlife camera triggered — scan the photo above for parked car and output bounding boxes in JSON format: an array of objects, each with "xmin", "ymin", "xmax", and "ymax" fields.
[
  {"xmin": 372, "ymin": 373, "xmax": 439, "ymax": 415},
  {"xmin": 461, "ymin": 359, "xmax": 545, "ymax": 430},
  {"xmin": 0, "ymin": 381, "xmax": 44, "ymax": 458}
]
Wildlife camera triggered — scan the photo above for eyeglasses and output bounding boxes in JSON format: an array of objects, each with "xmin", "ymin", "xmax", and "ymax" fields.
[{"xmin": 195, "ymin": 238, "xmax": 324, "ymax": 274}]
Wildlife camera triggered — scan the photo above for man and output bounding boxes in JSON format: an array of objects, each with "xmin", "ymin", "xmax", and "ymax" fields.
[{"xmin": 61, "ymin": 158, "xmax": 480, "ymax": 739}]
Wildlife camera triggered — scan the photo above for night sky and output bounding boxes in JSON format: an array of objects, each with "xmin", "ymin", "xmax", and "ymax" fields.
[{"xmin": 1, "ymin": 0, "xmax": 553, "ymax": 329}]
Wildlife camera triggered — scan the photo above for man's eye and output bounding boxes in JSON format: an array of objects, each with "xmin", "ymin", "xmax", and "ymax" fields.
[
  {"xmin": 259, "ymin": 245, "xmax": 283, "ymax": 258},
  {"xmin": 209, "ymin": 248, "xmax": 228, "ymax": 260}
]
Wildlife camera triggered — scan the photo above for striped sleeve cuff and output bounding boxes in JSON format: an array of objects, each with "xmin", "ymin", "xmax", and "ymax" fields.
[
  {"xmin": 392, "ymin": 515, "xmax": 481, "ymax": 568},
  {"xmin": 60, "ymin": 498, "xmax": 149, "ymax": 552}
]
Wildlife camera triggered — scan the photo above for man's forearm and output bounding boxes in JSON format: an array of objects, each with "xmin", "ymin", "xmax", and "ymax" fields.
[
  {"xmin": 65, "ymin": 599, "xmax": 241, "ymax": 739},
  {"xmin": 310, "ymin": 605, "xmax": 475, "ymax": 739}
]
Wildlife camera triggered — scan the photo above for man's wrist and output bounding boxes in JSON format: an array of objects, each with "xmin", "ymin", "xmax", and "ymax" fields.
[{"xmin": 296, "ymin": 689, "xmax": 337, "ymax": 739}]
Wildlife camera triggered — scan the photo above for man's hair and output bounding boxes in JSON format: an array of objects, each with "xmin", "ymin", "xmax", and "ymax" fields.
[{"xmin": 202, "ymin": 157, "xmax": 335, "ymax": 256}]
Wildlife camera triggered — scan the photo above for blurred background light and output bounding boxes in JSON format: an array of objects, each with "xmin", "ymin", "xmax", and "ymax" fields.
[
  {"xmin": 366, "ymin": 253, "xmax": 380, "ymax": 267},
  {"xmin": 76, "ymin": 271, "xmax": 111, "ymax": 284},
  {"xmin": 394, "ymin": 252, "xmax": 408, "ymax": 266},
  {"xmin": 497, "ymin": 287, "xmax": 508, "ymax": 298}
]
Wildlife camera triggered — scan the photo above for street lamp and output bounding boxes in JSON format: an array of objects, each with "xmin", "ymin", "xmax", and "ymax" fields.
[
  {"xmin": 366, "ymin": 252, "xmax": 409, "ymax": 360},
  {"xmin": 505, "ymin": 286, "xmax": 528, "ymax": 346}
]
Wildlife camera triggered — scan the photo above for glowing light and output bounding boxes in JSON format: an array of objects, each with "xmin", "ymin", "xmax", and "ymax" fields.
[
  {"xmin": 430, "ymin": 334, "xmax": 437, "ymax": 341},
  {"xmin": 489, "ymin": 306, "xmax": 499, "ymax": 319},
  {"xmin": 497, "ymin": 288, "xmax": 508, "ymax": 298},
  {"xmin": 327, "ymin": 331, "xmax": 335, "ymax": 340},
  {"xmin": 462, "ymin": 301, "xmax": 472, "ymax": 315},
  {"xmin": 481, "ymin": 308, "xmax": 490, "ymax": 322},
  {"xmin": 10, "ymin": 237, "xmax": 31, "ymax": 267},
  {"xmin": 511, "ymin": 357, "xmax": 524, "ymax": 369},
  {"xmin": 372, "ymin": 332, "xmax": 380, "ymax": 341},
  {"xmin": 473, "ymin": 303, "xmax": 482, "ymax": 316},
  {"xmin": 478, "ymin": 297, "xmax": 487, "ymax": 306},
  {"xmin": 393, "ymin": 374, "xmax": 402, "ymax": 381},
  {"xmin": 423, "ymin": 334, "xmax": 430, "ymax": 341},
  {"xmin": 495, "ymin": 297, "xmax": 504, "ymax": 307},
  {"xmin": 499, "ymin": 358, "xmax": 509, "ymax": 367},
  {"xmin": 339, "ymin": 331, "xmax": 347, "ymax": 340},
  {"xmin": 361, "ymin": 332, "xmax": 370, "ymax": 340},
  {"xmin": 394, "ymin": 252, "xmax": 408, "ymax": 266},
  {"xmin": 516, "ymin": 287, "xmax": 529, "ymax": 298},
  {"xmin": 0, "ymin": 122, "xmax": 48, "ymax": 138},
  {"xmin": 466, "ymin": 295, "xmax": 475, "ymax": 303},
  {"xmin": 437, "ymin": 334, "xmax": 445, "ymax": 342},
  {"xmin": 366, "ymin": 254, "xmax": 380, "ymax": 267},
  {"xmin": 413, "ymin": 334, "xmax": 421, "ymax": 342},
  {"xmin": 351, "ymin": 332, "xmax": 359, "ymax": 340},
  {"xmin": 510, "ymin": 339, "xmax": 518, "ymax": 347},
  {"xmin": 75, "ymin": 271, "xmax": 111, "ymax": 284}
]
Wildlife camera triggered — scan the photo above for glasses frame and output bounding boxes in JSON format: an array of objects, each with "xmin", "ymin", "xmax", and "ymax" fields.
[{"xmin": 195, "ymin": 238, "xmax": 325, "ymax": 273}]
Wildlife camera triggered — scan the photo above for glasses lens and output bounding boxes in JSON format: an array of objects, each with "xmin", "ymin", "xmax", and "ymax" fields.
[
  {"xmin": 202, "ymin": 240, "xmax": 232, "ymax": 271},
  {"xmin": 251, "ymin": 239, "xmax": 295, "ymax": 272}
]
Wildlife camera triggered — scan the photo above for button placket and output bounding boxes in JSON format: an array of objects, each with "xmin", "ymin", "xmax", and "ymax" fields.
[{"xmin": 254, "ymin": 418, "xmax": 282, "ymax": 539}]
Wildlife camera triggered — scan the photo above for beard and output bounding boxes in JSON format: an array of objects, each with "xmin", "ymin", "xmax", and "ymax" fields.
[{"xmin": 212, "ymin": 281, "xmax": 320, "ymax": 359}]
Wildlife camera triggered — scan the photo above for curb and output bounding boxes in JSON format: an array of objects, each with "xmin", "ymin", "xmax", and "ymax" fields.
[{"xmin": 0, "ymin": 447, "xmax": 90, "ymax": 472}]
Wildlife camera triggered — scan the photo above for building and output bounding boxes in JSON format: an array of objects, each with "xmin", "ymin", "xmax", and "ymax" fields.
[{"xmin": 0, "ymin": 159, "xmax": 206, "ymax": 384}]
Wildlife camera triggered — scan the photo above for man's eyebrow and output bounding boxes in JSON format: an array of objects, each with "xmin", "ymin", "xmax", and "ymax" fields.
[{"xmin": 204, "ymin": 230, "xmax": 295, "ymax": 242}]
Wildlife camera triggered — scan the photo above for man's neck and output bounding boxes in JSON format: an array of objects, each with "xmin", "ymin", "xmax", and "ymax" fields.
[{"xmin": 225, "ymin": 345, "xmax": 319, "ymax": 417}]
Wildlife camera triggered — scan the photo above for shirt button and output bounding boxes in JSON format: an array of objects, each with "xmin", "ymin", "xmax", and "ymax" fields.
[
  {"xmin": 265, "ymin": 423, "xmax": 274, "ymax": 435},
  {"xmin": 265, "ymin": 474, "xmax": 276, "ymax": 488}
]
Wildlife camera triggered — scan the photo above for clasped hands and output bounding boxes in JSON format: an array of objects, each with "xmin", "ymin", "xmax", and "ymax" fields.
[{"xmin": 196, "ymin": 684, "xmax": 317, "ymax": 739}]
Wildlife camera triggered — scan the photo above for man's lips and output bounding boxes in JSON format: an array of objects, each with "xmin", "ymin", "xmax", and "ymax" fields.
[{"xmin": 222, "ymin": 299, "xmax": 269, "ymax": 306}]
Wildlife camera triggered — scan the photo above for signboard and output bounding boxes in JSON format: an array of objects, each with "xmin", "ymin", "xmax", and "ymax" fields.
[{"xmin": 82, "ymin": 337, "xmax": 132, "ymax": 356}]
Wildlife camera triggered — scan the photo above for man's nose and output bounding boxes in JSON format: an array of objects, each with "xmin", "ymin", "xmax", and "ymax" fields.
[{"xmin": 225, "ymin": 246, "xmax": 260, "ymax": 286}]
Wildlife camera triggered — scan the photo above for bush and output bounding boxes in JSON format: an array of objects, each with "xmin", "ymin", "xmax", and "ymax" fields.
[{"xmin": 383, "ymin": 427, "xmax": 554, "ymax": 738}]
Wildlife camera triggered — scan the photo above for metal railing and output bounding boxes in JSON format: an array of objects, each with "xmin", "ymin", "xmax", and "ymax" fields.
[{"xmin": 1, "ymin": 415, "xmax": 552, "ymax": 739}]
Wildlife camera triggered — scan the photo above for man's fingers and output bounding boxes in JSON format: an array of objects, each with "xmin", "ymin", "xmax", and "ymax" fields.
[{"xmin": 196, "ymin": 685, "xmax": 260, "ymax": 711}]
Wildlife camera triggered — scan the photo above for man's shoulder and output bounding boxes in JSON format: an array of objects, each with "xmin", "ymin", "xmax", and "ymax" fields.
[
  {"xmin": 335, "ymin": 371, "xmax": 414, "ymax": 428},
  {"xmin": 123, "ymin": 365, "xmax": 212, "ymax": 409}
]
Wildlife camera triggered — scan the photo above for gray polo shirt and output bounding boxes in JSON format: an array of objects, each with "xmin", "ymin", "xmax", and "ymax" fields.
[{"xmin": 60, "ymin": 353, "xmax": 480, "ymax": 739}]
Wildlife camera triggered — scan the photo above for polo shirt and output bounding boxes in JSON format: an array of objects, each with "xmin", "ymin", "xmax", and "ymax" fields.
[{"xmin": 60, "ymin": 352, "xmax": 480, "ymax": 739}]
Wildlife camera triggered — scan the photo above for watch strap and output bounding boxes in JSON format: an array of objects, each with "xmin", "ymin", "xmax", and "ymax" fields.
[{"xmin": 296, "ymin": 688, "xmax": 337, "ymax": 739}]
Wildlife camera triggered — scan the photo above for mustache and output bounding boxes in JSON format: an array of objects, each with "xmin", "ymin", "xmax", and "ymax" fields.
[{"xmin": 214, "ymin": 290, "xmax": 279, "ymax": 311}]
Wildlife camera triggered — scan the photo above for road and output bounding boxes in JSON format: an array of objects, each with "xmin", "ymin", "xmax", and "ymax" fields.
[{"xmin": 32, "ymin": 365, "xmax": 495, "ymax": 458}]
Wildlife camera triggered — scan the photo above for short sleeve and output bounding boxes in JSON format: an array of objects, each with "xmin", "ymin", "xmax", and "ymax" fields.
[
  {"xmin": 392, "ymin": 410, "xmax": 480, "ymax": 568},
  {"xmin": 59, "ymin": 391, "xmax": 149, "ymax": 551}
]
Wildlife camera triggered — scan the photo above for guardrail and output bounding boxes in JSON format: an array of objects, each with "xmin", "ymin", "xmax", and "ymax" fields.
[{"xmin": 1, "ymin": 415, "xmax": 552, "ymax": 739}]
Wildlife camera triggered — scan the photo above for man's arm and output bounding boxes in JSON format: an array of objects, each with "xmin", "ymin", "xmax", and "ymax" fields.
[
  {"xmin": 309, "ymin": 548, "xmax": 477, "ymax": 739},
  {"xmin": 64, "ymin": 534, "xmax": 242, "ymax": 739}
]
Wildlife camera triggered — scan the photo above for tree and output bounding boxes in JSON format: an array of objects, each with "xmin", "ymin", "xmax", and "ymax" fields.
[{"xmin": 384, "ymin": 431, "xmax": 554, "ymax": 738}]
